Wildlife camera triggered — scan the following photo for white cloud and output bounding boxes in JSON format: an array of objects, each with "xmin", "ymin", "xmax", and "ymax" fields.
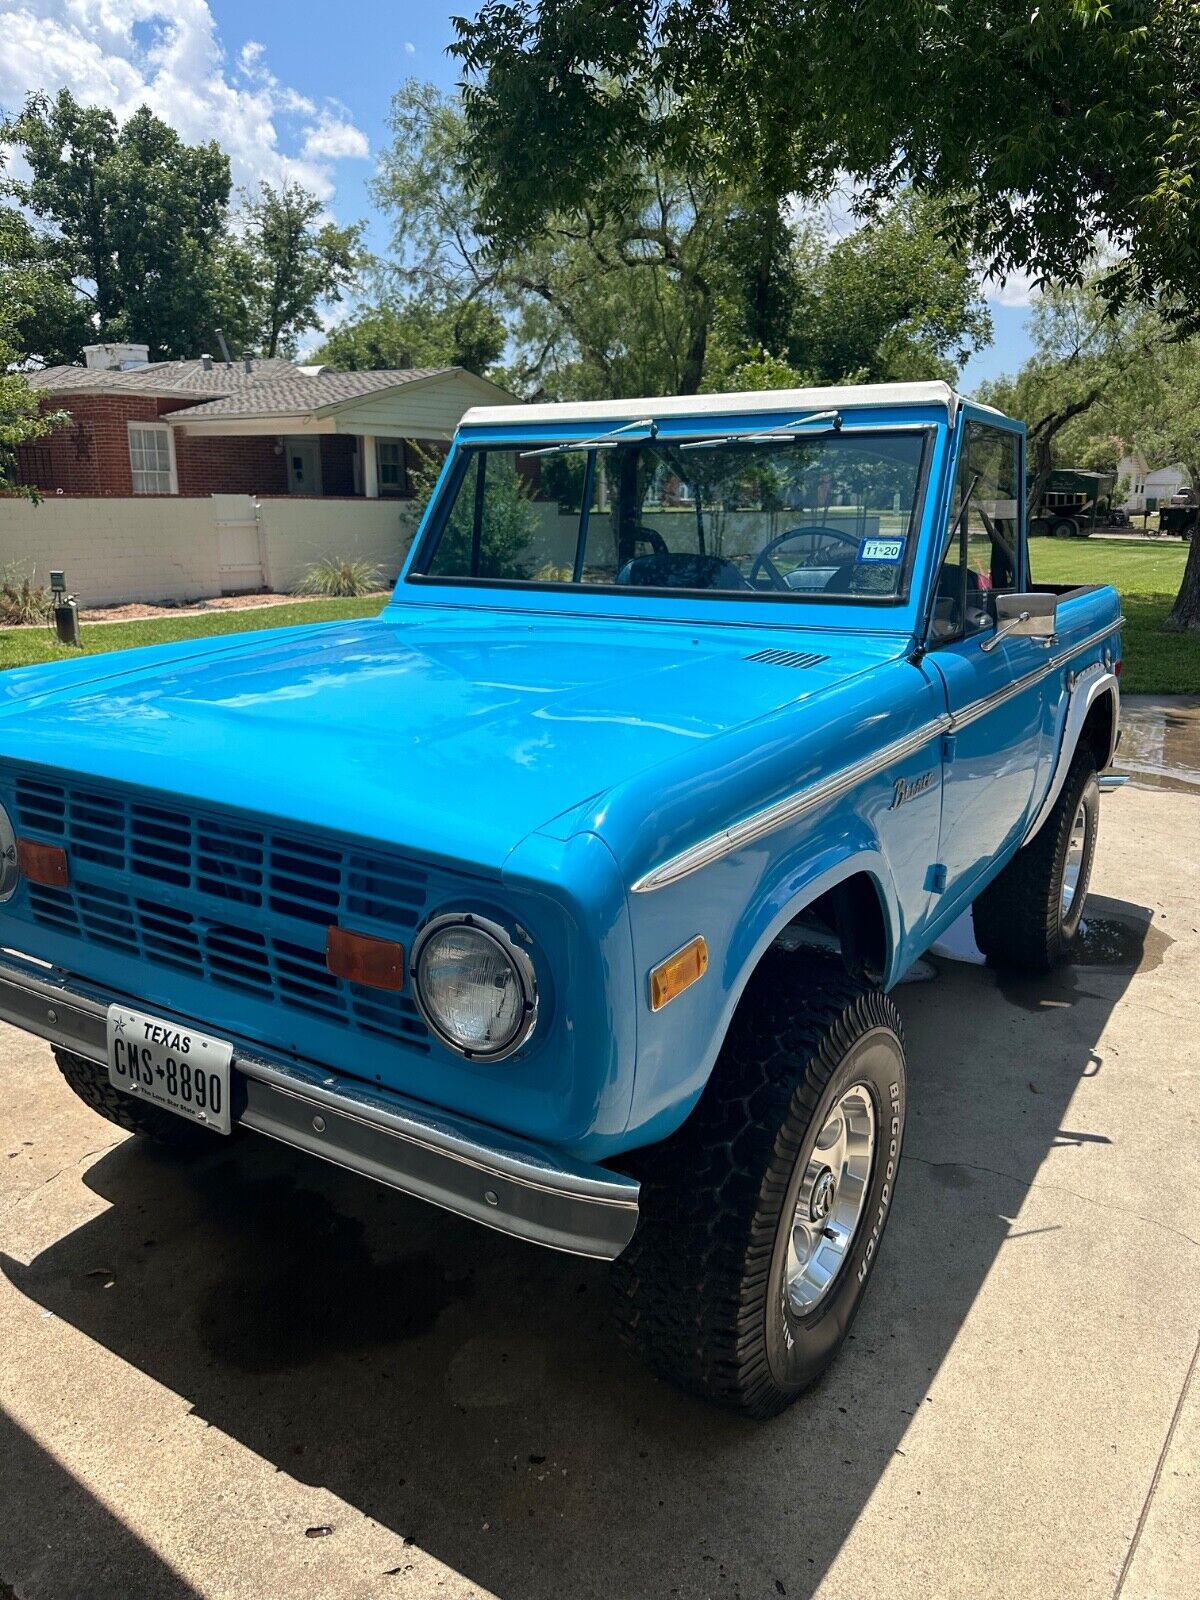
[
  {"xmin": 0, "ymin": 1, "xmax": 368, "ymax": 202},
  {"xmin": 302, "ymin": 111, "xmax": 369, "ymax": 163},
  {"xmin": 404, "ymin": 41, "xmax": 415, "ymax": 55},
  {"xmin": 983, "ymin": 268, "xmax": 1041, "ymax": 309}
]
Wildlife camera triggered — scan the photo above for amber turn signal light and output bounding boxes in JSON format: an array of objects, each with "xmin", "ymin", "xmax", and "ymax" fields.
[
  {"xmin": 16, "ymin": 839, "xmax": 69, "ymax": 888},
  {"xmin": 649, "ymin": 935, "xmax": 709, "ymax": 1012},
  {"xmin": 325, "ymin": 926, "xmax": 405, "ymax": 991}
]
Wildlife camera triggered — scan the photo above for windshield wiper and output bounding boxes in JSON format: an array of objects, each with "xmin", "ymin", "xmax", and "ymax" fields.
[
  {"xmin": 677, "ymin": 409, "xmax": 843, "ymax": 452},
  {"xmin": 519, "ymin": 417, "xmax": 659, "ymax": 460}
]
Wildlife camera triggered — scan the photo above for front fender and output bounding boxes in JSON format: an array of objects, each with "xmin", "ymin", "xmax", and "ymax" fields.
[{"xmin": 614, "ymin": 806, "xmax": 914, "ymax": 1153}]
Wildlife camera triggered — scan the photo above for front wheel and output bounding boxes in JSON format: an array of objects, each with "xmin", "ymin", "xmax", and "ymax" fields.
[
  {"xmin": 971, "ymin": 747, "xmax": 1099, "ymax": 971},
  {"xmin": 611, "ymin": 954, "xmax": 906, "ymax": 1417}
]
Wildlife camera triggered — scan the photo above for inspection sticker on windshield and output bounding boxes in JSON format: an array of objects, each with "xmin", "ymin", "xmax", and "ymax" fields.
[{"xmin": 858, "ymin": 536, "xmax": 905, "ymax": 564}]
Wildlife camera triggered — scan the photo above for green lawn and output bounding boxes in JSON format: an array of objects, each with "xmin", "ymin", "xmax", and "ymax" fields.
[
  {"xmin": 0, "ymin": 595, "xmax": 389, "ymax": 673},
  {"xmin": 0, "ymin": 540, "xmax": 1195, "ymax": 694},
  {"xmin": 1028, "ymin": 537, "xmax": 1197, "ymax": 694}
]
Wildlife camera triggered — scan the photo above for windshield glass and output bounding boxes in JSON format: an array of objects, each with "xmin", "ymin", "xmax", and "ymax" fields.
[{"xmin": 415, "ymin": 431, "xmax": 927, "ymax": 601}]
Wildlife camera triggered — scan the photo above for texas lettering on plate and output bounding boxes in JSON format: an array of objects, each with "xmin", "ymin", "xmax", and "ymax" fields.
[{"xmin": 106, "ymin": 1005, "xmax": 233, "ymax": 1135}]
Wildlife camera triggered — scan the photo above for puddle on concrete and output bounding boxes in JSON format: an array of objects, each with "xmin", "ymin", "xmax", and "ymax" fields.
[
  {"xmin": 1115, "ymin": 696, "xmax": 1200, "ymax": 794},
  {"xmin": 926, "ymin": 894, "xmax": 1173, "ymax": 1019}
]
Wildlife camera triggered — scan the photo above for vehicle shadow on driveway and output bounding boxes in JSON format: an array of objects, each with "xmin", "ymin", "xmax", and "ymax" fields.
[{"xmin": 0, "ymin": 894, "xmax": 1166, "ymax": 1600}]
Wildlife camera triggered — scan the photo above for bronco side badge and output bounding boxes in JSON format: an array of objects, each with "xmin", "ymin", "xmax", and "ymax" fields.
[{"xmin": 890, "ymin": 770, "xmax": 935, "ymax": 808}]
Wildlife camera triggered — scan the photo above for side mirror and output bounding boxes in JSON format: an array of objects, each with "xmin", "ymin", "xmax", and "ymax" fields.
[{"xmin": 979, "ymin": 591, "xmax": 1058, "ymax": 652}]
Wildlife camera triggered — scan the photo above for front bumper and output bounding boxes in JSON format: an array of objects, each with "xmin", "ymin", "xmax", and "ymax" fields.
[{"xmin": 0, "ymin": 952, "xmax": 639, "ymax": 1261}]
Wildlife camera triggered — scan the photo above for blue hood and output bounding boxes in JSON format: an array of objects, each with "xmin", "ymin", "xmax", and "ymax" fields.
[{"xmin": 0, "ymin": 609, "xmax": 903, "ymax": 874}]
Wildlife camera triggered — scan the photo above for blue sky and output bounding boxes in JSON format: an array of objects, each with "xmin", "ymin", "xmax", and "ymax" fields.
[{"xmin": 0, "ymin": 0, "xmax": 1034, "ymax": 386}]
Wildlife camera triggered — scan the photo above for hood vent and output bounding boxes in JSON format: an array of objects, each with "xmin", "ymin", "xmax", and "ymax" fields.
[{"xmin": 743, "ymin": 648, "xmax": 829, "ymax": 670}]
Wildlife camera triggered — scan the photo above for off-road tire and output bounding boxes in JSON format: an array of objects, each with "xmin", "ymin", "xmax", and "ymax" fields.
[
  {"xmin": 611, "ymin": 952, "xmax": 906, "ymax": 1418},
  {"xmin": 971, "ymin": 745, "xmax": 1099, "ymax": 972},
  {"xmin": 54, "ymin": 1046, "xmax": 210, "ymax": 1147}
]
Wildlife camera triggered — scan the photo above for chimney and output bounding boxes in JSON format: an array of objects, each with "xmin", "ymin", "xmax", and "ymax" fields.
[
  {"xmin": 200, "ymin": 354, "xmax": 214, "ymax": 372},
  {"xmin": 83, "ymin": 342, "xmax": 150, "ymax": 371},
  {"xmin": 242, "ymin": 354, "xmax": 253, "ymax": 375}
]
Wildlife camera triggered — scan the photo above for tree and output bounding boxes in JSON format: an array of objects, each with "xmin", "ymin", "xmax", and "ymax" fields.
[
  {"xmin": 1106, "ymin": 341, "xmax": 1200, "ymax": 630},
  {"xmin": 312, "ymin": 298, "xmax": 505, "ymax": 374},
  {"xmin": 232, "ymin": 183, "xmax": 363, "ymax": 359},
  {"xmin": 375, "ymin": 79, "xmax": 740, "ymax": 397},
  {"xmin": 0, "ymin": 342, "xmax": 67, "ymax": 498},
  {"xmin": 1, "ymin": 90, "xmax": 233, "ymax": 359},
  {"xmin": 977, "ymin": 282, "xmax": 1163, "ymax": 513},
  {"xmin": 0, "ymin": 186, "xmax": 92, "ymax": 366},
  {"xmin": 451, "ymin": 3, "xmax": 1200, "ymax": 327},
  {"xmin": 375, "ymin": 82, "xmax": 990, "ymax": 401}
]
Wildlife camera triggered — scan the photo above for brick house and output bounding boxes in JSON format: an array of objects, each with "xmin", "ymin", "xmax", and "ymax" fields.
[{"xmin": 19, "ymin": 343, "xmax": 515, "ymax": 502}]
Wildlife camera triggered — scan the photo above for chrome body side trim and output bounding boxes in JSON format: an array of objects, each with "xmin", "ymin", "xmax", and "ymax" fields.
[
  {"xmin": 632, "ymin": 716, "xmax": 952, "ymax": 893},
  {"xmin": 631, "ymin": 615, "xmax": 1125, "ymax": 894},
  {"xmin": 0, "ymin": 953, "xmax": 638, "ymax": 1261},
  {"xmin": 1023, "ymin": 667, "xmax": 1120, "ymax": 844}
]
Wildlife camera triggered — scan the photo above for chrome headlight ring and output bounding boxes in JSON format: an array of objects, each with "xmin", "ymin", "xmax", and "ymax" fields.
[
  {"xmin": 410, "ymin": 911, "xmax": 539, "ymax": 1062},
  {"xmin": 0, "ymin": 804, "xmax": 18, "ymax": 903}
]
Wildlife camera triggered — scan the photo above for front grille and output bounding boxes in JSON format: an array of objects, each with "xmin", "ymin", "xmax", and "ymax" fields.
[{"xmin": 14, "ymin": 775, "xmax": 430, "ymax": 1052}]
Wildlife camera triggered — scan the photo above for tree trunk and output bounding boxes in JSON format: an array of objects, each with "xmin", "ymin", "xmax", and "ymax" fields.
[{"xmin": 1166, "ymin": 464, "xmax": 1200, "ymax": 629}]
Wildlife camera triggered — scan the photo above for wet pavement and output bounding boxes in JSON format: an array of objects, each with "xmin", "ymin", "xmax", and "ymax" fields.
[{"xmin": 1115, "ymin": 694, "xmax": 1200, "ymax": 795}]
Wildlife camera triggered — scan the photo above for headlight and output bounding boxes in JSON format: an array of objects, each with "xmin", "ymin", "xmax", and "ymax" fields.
[
  {"xmin": 0, "ymin": 803, "xmax": 18, "ymax": 903},
  {"xmin": 411, "ymin": 914, "xmax": 537, "ymax": 1060}
]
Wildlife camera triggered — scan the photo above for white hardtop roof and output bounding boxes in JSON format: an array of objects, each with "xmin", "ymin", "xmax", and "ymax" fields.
[{"xmin": 462, "ymin": 379, "xmax": 971, "ymax": 430}]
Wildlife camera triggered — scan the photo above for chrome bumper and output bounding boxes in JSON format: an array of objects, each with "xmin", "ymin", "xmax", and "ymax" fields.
[{"xmin": 0, "ymin": 952, "xmax": 639, "ymax": 1261}]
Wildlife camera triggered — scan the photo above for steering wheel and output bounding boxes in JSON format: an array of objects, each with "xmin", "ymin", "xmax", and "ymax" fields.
[{"xmin": 748, "ymin": 525, "xmax": 859, "ymax": 591}]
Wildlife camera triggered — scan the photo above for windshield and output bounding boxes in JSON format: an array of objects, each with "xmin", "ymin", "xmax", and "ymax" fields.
[{"xmin": 413, "ymin": 431, "xmax": 928, "ymax": 602}]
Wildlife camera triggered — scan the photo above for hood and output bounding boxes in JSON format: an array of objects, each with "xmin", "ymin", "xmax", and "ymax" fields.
[{"xmin": 0, "ymin": 608, "xmax": 904, "ymax": 873}]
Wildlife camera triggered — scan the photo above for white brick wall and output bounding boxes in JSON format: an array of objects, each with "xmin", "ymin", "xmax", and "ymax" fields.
[
  {"xmin": 0, "ymin": 497, "xmax": 419, "ymax": 607},
  {"xmin": 258, "ymin": 499, "xmax": 414, "ymax": 593},
  {"xmin": 0, "ymin": 497, "xmax": 220, "ymax": 606}
]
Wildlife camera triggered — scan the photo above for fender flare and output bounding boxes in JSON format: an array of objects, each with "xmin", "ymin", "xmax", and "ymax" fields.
[
  {"xmin": 1024, "ymin": 667, "xmax": 1119, "ymax": 844},
  {"xmin": 721, "ymin": 842, "xmax": 899, "ymax": 1028}
]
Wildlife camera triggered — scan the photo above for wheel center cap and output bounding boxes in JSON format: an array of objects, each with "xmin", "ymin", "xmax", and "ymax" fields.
[{"xmin": 810, "ymin": 1168, "xmax": 836, "ymax": 1224}]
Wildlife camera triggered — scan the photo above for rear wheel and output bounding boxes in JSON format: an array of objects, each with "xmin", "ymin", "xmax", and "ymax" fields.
[
  {"xmin": 54, "ymin": 1047, "xmax": 210, "ymax": 1147},
  {"xmin": 612, "ymin": 953, "xmax": 906, "ymax": 1417},
  {"xmin": 1052, "ymin": 518, "xmax": 1079, "ymax": 539},
  {"xmin": 971, "ymin": 747, "xmax": 1099, "ymax": 971}
]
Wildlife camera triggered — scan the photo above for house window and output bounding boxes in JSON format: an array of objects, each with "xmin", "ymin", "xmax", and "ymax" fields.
[
  {"xmin": 128, "ymin": 422, "xmax": 176, "ymax": 494},
  {"xmin": 377, "ymin": 440, "xmax": 409, "ymax": 497}
]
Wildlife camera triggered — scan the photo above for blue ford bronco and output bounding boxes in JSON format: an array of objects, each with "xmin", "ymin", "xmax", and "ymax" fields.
[{"xmin": 0, "ymin": 381, "xmax": 1123, "ymax": 1415}]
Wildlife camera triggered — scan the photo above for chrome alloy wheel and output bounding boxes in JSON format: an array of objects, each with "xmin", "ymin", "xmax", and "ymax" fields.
[
  {"xmin": 785, "ymin": 1085, "xmax": 876, "ymax": 1315},
  {"xmin": 1061, "ymin": 797, "xmax": 1090, "ymax": 919}
]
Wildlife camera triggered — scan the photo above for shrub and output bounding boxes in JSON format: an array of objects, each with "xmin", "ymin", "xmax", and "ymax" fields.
[
  {"xmin": 0, "ymin": 563, "xmax": 53, "ymax": 625},
  {"xmin": 294, "ymin": 558, "xmax": 386, "ymax": 598}
]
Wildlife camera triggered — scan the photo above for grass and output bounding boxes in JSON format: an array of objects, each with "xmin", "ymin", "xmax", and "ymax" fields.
[
  {"xmin": 1028, "ymin": 536, "xmax": 1197, "ymax": 695},
  {"xmin": 0, "ymin": 595, "xmax": 388, "ymax": 673},
  {"xmin": 0, "ymin": 538, "xmax": 1194, "ymax": 695}
]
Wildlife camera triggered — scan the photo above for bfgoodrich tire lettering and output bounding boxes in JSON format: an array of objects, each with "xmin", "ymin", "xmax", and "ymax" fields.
[{"xmin": 611, "ymin": 952, "xmax": 907, "ymax": 1417}]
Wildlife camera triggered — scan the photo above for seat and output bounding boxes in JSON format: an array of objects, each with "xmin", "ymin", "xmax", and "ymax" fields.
[{"xmin": 615, "ymin": 553, "xmax": 749, "ymax": 590}]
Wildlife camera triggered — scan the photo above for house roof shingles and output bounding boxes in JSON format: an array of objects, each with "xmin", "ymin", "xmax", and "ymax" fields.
[
  {"xmin": 170, "ymin": 368, "xmax": 448, "ymax": 421},
  {"xmin": 26, "ymin": 359, "xmax": 452, "ymax": 420}
]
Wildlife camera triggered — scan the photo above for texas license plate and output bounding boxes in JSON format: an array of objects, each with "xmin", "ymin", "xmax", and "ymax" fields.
[{"xmin": 107, "ymin": 1005, "xmax": 233, "ymax": 1135}]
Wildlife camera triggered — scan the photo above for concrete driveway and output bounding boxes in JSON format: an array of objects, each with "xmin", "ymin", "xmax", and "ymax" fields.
[{"xmin": 1, "ymin": 781, "xmax": 1197, "ymax": 1600}]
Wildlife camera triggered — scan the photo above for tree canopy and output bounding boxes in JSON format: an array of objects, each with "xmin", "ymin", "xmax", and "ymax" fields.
[
  {"xmin": 0, "ymin": 91, "xmax": 364, "ymax": 365},
  {"xmin": 452, "ymin": 3, "xmax": 1200, "ymax": 325},
  {"xmin": 370, "ymin": 80, "xmax": 991, "ymax": 399}
]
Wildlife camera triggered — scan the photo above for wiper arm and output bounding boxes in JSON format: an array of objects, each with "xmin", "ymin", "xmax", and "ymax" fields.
[
  {"xmin": 519, "ymin": 418, "xmax": 658, "ymax": 460},
  {"xmin": 677, "ymin": 409, "xmax": 843, "ymax": 452}
]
